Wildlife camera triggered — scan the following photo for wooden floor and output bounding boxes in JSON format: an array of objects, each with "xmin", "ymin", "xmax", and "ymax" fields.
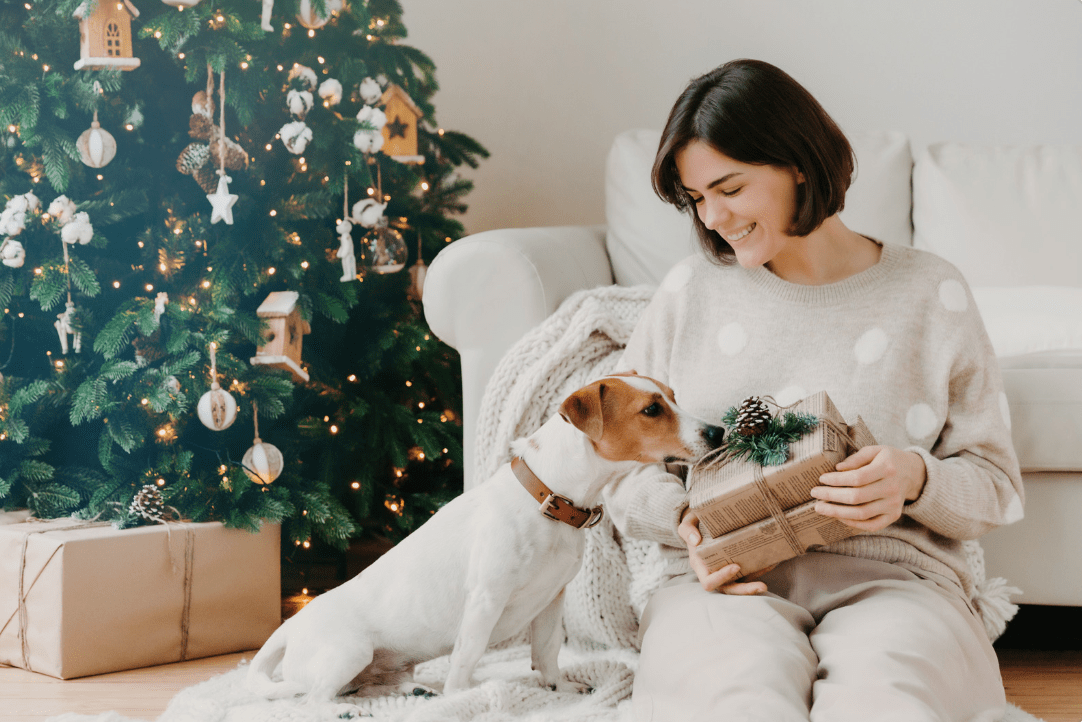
[{"xmin": 2, "ymin": 647, "xmax": 1080, "ymax": 721}]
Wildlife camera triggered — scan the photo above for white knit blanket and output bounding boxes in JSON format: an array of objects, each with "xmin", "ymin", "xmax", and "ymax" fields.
[{"xmin": 49, "ymin": 285, "xmax": 1034, "ymax": 722}]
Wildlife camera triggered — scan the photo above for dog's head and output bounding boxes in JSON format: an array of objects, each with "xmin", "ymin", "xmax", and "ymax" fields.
[{"xmin": 558, "ymin": 371, "xmax": 725, "ymax": 465}]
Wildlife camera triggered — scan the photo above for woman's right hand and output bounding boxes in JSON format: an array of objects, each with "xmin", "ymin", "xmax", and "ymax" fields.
[{"xmin": 678, "ymin": 509, "xmax": 770, "ymax": 595}]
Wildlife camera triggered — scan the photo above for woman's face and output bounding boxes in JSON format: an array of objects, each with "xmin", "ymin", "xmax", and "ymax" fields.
[{"xmin": 675, "ymin": 140, "xmax": 805, "ymax": 269}]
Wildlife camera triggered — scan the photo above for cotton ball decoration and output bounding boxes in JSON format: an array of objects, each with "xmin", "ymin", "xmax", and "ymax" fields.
[
  {"xmin": 358, "ymin": 77, "xmax": 383, "ymax": 105},
  {"xmin": 48, "ymin": 196, "xmax": 77, "ymax": 225},
  {"xmin": 197, "ymin": 343, "xmax": 238, "ymax": 431},
  {"xmin": 351, "ymin": 198, "xmax": 387, "ymax": 228},
  {"xmin": 356, "ymin": 105, "xmax": 387, "ymax": 130},
  {"xmin": 279, "ymin": 120, "xmax": 313, "ymax": 155},
  {"xmin": 287, "ymin": 64, "xmax": 318, "ymax": 91},
  {"xmin": 242, "ymin": 402, "xmax": 284, "ymax": 485},
  {"xmin": 353, "ymin": 105, "xmax": 387, "ymax": 154},
  {"xmin": 0, "ymin": 208, "xmax": 26, "ymax": 237},
  {"xmin": 287, "ymin": 89, "xmax": 314, "ymax": 119},
  {"xmin": 60, "ymin": 212, "xmax": 94, "ymax": 245},
  {"xmin": 0, "ymin": 239, "xmax": 25, "ymax": 268},
  {"xmin": 318, "ymin": 78, "xmax": 342, "ymax": 106},
  {"xmin": 17, "ymin": 193, "xmax": 39, "ymax": 213}
]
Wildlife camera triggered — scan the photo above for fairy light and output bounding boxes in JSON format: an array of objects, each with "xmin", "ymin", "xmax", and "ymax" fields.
[
  {"xmin": 141, "ymin": 398, "xmax": 148, "ymax": 405},
  {"xmin": 330, "ymin": 425, "xmax": 338, "ymax": 434},
  {"xmin": 145, "ymin": 283, "xmax": 154, "ymax": 291},
  {"xmin": 348, "ymin": 374, "xmax": 356, "ymax": 382},
  {"xmin": 113, "ymin": 281, "xmax": 120, "ymax": 288},
  {"xmin": 154, "ymin": 31, "xmax": 162, "ymax": 38},
  {"xmin": 202, "ymin": 280, "xmax": 210, "ymax": 288},
  {"xmin": 300, "ymin": 261, "xmax": 309, "ymax": 269},
  {"xmin": 156, "ymin": 478, "xmax": 165, "ymax": 486},
  {"xmin": 269, "ymin": 210, "xmax": 277, "ymax": 216},
  {"xmin": 417, "ymin": 402, "xmax": 425, "ymax": 409},
  {"xmin": 302, "ymin": 540, "xmax": 310, "ymax": 549},
  {"xmin": 317, "ymin": 57, "xmax": 325, "ymax": 64},
  {"xmin": 308, "ymin": 29, "xmax": 315, "ymax": 37},
  {"xmin": 125, "ymin": 123, "xmax": 134, "ymax": 131},
  {"xmin": 267, "ymin": 267, "xmax": 276, "ymax": 275},
  {"xmin": 178, "ymin": 53, "xmax": 185, "ymax": 59},
  {"xmin": 405, "ymin": 380, "xmax": 412, "ymax": 387},
  {"xmin": 96, "ymin": 174, "xmax": 103, "ymax": 180},
  {"xmin": 351, "ymin": 481, "xmax": 360, "ymax": 489},
  {"xmin": 265, "ymin": 144, "xmax": 272, "ymax": 151},
  {"xmin": 420, "ymin": 182, "xmax": 429, "ymax": 191},
  {"xmin": 240, "ymin": 62, "xmax": 249, "ymax": 70}
]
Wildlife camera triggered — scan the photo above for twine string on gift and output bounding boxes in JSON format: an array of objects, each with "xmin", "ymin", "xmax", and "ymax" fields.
[{"xmin": 180, "ymin": 524, "xmax": 195, "ymax": 661}]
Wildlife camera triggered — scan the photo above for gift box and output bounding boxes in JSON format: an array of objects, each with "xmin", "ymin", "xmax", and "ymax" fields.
[
  {"xmin": 0, "ymin": 518, "xmax": 280, "ymax": 679},
  {"xmin": 686, "ymin": 391, "xmax": 877, "ymax": 576}
]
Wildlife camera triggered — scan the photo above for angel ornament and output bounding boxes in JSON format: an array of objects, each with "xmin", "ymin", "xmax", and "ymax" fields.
[
  {"xmin": 336, "ymin": 219, "xmax": 356, "ymax": 282},
  {"xmin": 55, "ymin": 301, "xmax": 81, "ymax": 355}
]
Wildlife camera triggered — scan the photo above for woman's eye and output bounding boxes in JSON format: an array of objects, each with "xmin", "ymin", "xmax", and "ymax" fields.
[
  {"xmin": 721, "ymin": 187, "xmax": 742, "ymax": 197},
  {"xmin": 642, "ymin": 403, "xmax": 661, "ymax": 417}
]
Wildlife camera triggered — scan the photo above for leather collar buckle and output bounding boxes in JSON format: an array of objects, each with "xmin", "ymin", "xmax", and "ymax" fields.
[{"xmin": 512, "ymin": 456, "xmax": 605, "ymax": 530}]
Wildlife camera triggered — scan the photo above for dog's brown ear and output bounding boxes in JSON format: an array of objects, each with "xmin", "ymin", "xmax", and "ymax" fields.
[{"xmin": 559, "ymin": 381, "xmax": 606, "ymax": 442}]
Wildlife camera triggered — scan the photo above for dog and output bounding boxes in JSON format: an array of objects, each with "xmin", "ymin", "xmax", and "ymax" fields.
[{"xmin": 247, "ymin": 372, "xmax": 724, "ymax": 702}]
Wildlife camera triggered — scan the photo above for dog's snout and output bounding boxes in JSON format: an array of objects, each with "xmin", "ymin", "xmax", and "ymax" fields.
[{"xmin": 703, "ymin": 424, "xmax": 726, "ymax": 449}]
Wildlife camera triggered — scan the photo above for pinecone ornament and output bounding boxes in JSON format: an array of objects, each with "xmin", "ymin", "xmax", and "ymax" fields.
[
  {"xmin": 130, "ymin": 484, "xmax": 166, "ymax": 523},
  {"xmin": 735, "ymin": 396, "xmax": 772, "ymax": 436}
]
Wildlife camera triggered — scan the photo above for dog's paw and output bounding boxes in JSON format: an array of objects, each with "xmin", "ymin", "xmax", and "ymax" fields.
[
  {"xmin": 542, "ymin": 677, "xmax": 592, "ymax": 695},
  {"xmin": 400, "ymin": 683, "xmax": 439, "ymax": 699}
]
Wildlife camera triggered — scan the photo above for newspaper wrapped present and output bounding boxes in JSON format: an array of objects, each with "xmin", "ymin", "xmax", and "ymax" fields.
[
  {"xmin": 686, "ymin": 391, "xmax": 877, "ymax": 577},
  {"xmin": 0, "ymin": 518, "xmax": 280, "ymax": 679}
]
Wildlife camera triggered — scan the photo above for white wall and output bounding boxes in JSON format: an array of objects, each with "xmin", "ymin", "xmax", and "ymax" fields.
[{"xmin": 401, "ymin": 0, "xmax": 1082, "ymax": 235}]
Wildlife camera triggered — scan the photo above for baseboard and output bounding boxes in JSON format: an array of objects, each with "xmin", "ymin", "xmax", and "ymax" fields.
[{"xmin": 994, "ymin": 604, "xmax": 1082, "ymax": 650}]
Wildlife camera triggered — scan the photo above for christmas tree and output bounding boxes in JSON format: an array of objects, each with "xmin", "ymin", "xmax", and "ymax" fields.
[{"xmin": 0, "ymin": 0, "xmax": 486, "ymax": 553}]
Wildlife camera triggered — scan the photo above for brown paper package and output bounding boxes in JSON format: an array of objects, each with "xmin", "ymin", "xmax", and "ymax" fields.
[
  {"xmin": 686, "ymin": 391, "xmax": 878, "ymax": 577},
  {"xmin": 0, "ymin": 519, "xmax": 280, "ymax": 679}
]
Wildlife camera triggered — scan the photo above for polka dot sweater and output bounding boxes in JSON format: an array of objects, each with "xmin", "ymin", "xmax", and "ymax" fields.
[{"xmin": 604, "ymin": 242, "xmax": 1024, "ymax": 597}]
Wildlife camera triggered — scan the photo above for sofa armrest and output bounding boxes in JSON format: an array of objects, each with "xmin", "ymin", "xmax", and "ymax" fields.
[{"xmin": 423, "ymin": 225, "xmax": 612, "ymax": 488}]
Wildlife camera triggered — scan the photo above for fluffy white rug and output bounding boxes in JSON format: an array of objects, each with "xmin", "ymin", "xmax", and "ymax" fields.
[{"xmin": 45, "ymin": 644, "xmax": 1044, "ymax": 722}]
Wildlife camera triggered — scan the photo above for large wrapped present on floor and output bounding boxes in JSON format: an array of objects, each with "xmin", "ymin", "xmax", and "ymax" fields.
[
  {"xmin": 686, "ymin": 391, "xmax": 877, "ymax": 576},
  {"xmin": 0, "ymin": 518, "xmax": 280, "ymax": 679}
]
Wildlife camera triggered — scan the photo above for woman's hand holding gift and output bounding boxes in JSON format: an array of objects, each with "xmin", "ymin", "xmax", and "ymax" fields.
[{"xmin": 811, "ymin": 445, "xmax": 927, "ymax": 532}]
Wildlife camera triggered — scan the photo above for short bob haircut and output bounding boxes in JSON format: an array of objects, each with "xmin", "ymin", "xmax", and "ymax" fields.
[{"xmin": 652, "ymin": 59, "xmax": 855, "ymax": 264}]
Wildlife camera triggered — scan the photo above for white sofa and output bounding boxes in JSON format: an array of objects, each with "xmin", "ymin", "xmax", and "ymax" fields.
[{"xmin": 423, "ymin": 129, "xmax": 1082, "ymax": 607}]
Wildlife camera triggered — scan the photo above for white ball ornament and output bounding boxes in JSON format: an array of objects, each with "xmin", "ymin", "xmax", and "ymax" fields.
[
  {"xmin": 76, "ymin": 113, "xmax": 117, "ymax": 169},
  {"xmin": 197, "ymin": 343, "xmax": 238, "ymax": 431},
  {"xmin": 243, "ymin": 402, "xmax": 284, "ymax": 485},
  {"xmin": 296, "ymin": 0, "xmax": 342, "ymax": 29}
]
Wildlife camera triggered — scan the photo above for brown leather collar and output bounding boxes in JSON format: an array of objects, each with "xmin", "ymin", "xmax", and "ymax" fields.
[{"xmin": 511, "ymin": 456, "xmax": 604, "ymax": 529}]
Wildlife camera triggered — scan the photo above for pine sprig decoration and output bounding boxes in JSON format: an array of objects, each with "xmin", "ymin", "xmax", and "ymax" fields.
[{"xmin": 721, "ymin": 400, "xmax": 819, "ymax": 467}]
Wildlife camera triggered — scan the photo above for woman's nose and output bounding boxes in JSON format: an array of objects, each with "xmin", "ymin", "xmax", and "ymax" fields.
[{"xmin": 699, "ymin": 197, "xmax": 730, "ymax": 231}]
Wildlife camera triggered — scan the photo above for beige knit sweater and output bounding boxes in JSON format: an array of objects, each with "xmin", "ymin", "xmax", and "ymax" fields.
[{"xmin": 603, "ymin": 242, "xmax": 1024, "ymax": 598}]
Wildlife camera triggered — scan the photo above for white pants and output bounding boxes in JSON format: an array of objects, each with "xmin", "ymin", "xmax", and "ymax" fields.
[{"xmin": 633, "ymin": 552, "xmax": 1006, "ymax": 722}]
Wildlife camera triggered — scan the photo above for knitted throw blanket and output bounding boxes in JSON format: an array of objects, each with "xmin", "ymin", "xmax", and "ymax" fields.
[{"xmin": 46, "ymin": 285, "xmax": 1023, "ymax": 722}]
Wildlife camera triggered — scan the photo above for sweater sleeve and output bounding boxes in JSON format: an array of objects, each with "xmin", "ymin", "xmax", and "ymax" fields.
[
  {"xmin": 603, "ymin": 277, "xmax": 690, "ymax": 547},
  {"xmin": 902, "ymin": 277, "xmax": 1024, "ymax": 540}
]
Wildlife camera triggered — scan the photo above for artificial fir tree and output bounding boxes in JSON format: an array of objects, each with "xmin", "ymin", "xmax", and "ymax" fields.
[{"xmin": 0, "ymin": 0, "xmax": 486, "ymax": 554}]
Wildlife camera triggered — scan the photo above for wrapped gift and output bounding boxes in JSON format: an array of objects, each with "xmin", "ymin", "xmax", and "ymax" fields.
[
  {"xmin": 686, "ymin": 391, "xmax": 877, "ymax": 576},
  {"xmin": 0, "ymin": 518, "xmax": 280, "ymax": 679}
]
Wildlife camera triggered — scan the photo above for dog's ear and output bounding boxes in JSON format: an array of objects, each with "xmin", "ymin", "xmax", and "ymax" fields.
[{"xmin": 559, "ymin": 381, "xmax": 607, "ymax": 442}]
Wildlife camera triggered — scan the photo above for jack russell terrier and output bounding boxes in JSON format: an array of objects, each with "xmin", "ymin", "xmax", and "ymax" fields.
[{"xmin": 248, "ymin": 372, "xmax": 725, "ymax": 702}]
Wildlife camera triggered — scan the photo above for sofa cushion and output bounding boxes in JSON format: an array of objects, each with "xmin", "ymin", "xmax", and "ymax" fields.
[
  {"xmin": 605, "ymin": 129, "xmax": 914, "ymax": 287},
  {"xmin": 913, "ymin": 143, "xmax": 1082, "ymax": 288}
]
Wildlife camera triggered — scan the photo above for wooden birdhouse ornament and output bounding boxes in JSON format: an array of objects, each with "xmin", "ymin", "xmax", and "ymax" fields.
[
  {"xmin": 379, "ymin": 84, "xmax": 425, "ymax": 164},
  {"xmin": 73, "ymin": 1, "xmax": 142, "ymax": 72},
  {"xmin": 250, "ymin": 291, "xmax": 311, "ymax": 383}
]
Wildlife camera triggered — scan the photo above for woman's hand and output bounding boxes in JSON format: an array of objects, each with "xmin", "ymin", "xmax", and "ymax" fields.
[
  {"xmin": 811, "ymin": 445, "xmax": 927, "ymax": 532},
  {"xmin": 678, "ymin": 509, "xmax": 770, "ymax": 595}
]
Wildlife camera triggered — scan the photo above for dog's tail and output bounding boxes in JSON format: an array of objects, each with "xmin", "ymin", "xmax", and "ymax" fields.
[{"xmin": 246, "ymin": 622, "xmax": 306, "ymax": 699}]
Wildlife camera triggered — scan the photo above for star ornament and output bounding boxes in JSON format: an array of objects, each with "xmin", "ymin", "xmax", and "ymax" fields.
[
  {"xmin": 207, "ymin": 173, "xmax": 239, "ymax": 225},
  {"xmin": 386, "ymin": 115, "xmax": 409, "ymax": 139}
]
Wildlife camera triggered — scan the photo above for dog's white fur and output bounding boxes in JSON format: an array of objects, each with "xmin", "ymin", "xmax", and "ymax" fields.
[{"xmin": 247, "ymin": 374, "xmax": 723, "ymax": 702}]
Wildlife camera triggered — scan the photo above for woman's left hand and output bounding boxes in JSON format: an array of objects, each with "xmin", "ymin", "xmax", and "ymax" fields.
[{"xmin": 810, "ymin": 446, "xmax": 927, "ymax": 532}]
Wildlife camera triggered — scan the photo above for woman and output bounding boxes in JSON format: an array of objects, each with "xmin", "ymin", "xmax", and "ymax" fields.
[{"xmin": 603, "ymin": 59, "xmax": 1023, "ymax": 721}]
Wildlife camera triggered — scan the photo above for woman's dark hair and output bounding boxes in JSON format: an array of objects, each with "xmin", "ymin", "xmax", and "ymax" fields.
[{"xmin": 651, "ymin": 59, "xmax": 855, "ymax": 263}]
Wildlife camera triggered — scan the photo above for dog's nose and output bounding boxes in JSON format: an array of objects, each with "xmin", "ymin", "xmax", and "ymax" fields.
[{"xmin": 703, "ymin": 424, "xmax": 726, "ymax": 449}]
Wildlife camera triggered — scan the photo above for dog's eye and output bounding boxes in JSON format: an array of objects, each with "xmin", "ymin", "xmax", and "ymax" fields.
[{"xmin": 641, "ymin": 403, "xmax": 661, "ymax": 417}]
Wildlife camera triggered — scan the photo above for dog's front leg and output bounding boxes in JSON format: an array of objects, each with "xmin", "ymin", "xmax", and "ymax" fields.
[
  {"xmin": 530, "ymin": 588, "xmax": 567, "ymax": 690},
  {"xmin": 444, "ymin": 585, "xmax": 509, "ymax": 695}
]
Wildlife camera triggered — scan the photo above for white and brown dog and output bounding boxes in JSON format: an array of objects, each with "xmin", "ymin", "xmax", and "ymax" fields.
[{"xmin": 247, "ymin": 372, "xmax": 724, "ymax": 702}]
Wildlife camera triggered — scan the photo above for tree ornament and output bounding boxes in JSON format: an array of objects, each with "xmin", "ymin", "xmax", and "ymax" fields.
[
  {"xmin": 279, "ymin": 120, "xmax": 312, "ymax": 154},
  {"xmin": 178, "ymin": 73, "xmax": 248, "ymax": 193},
  {"xmin": 130, "ymin": 484, "xmax": 167, "ymax": 523},
  {"xmin": 318, "ymin": 78, "xmax": 343, "ymax": 106},
  {"xmin": 360, "ymin": 217, "xmax": 407, "ymax": 274},
  {"xmin": 73, "ymin": 0, "xmax": 141, "ymax": 71},
  {"xmin": 353, "ymin": 106, "xmax": 387, "ymax": 154},
  {"xmin": 249, "ymin": 291, "xmax": 311, "ymax": 383},
  {"xmin": 197, "ymin": 342, "xmax": 238, "ymax": 431},
  {"xmin": 163, "ymin": 0, "xmax": 202, "ymax": 7},
  {"xmin": 336, "ymin": 171, "xmax": 357, "ymax": 282},
  {"xmin": 207, "ymin": 173, "xmax": 238, "ymax": 225},
  {"xmin": 351, "ymin": 198, "xmax": 387, "ymax": 228},
  {"xmin": 734, "ymin": 396, "xmax": 772, "ymax": 437},
  {"xmin": 407, "ymin": 233, "xmax": 427, "ymax": 301},
  {"xmin": 379, "ymin": 84, "xmax": 425, "ymax": 164},
  {"xmin": 260, "ymin": 0, "xmax": 274, "ymax": 30},
  {"xmin": 54, "ymin": 300, "xmax": 81, "ymax": 354},
  {"xmin": 358, "ymin": 77, "xmax": 383, "ymax": 105},
  {"xmin": 242, "ymin": 401, "xmax": 284, "ymax": 485},
  {"xmin": 296, "ymin": 0, "xmax": 343, "ymax": 29},
  {"xmin": 76, "ymin": 109, "xmax": 117, "ymax": 168}
]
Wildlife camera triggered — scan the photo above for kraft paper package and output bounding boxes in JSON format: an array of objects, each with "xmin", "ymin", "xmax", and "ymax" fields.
[
  {"xmin": 686, "ymin": 391, "xmax": 877, "ymax": 577},
  {"xmin": 0, "ymin": 518, "xmax": 280, "ymax": 679}
]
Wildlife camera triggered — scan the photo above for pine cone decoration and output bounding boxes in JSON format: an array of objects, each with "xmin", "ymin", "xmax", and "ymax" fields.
[
  {"xmin": 735, "ymin": 396, "xmax": 772, "ymax": 436},
  {"xmin": 130, "ymin": 484, "xmax": 166, "ymax": 523}
]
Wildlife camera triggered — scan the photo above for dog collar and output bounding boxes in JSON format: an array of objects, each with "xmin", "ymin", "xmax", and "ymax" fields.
[{"xmin": 511, "ymin": 456, "xmax": 605, "ymax": 529}]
